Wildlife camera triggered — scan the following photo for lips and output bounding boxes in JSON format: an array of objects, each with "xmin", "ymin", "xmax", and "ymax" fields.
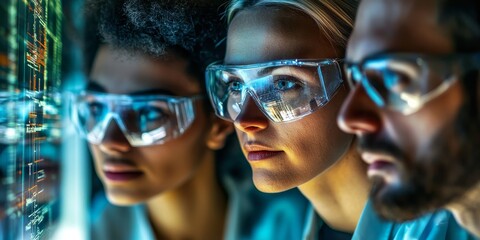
[
  {"xmin": 103, "ymin": 171, "xmax": 143, "ymax": 181},
  {"xmin": 361, "ymin": 152, "xmax": 396, "ymax": 165},
  {"xmin": 371, "ymin": 160, "xmax": 394, "ymax": 168},
  {"xmin": 102, "ymin": 159, "xmax": 143, "ymax": 182},
  {"xmin": 361, "ymin": 153, "xmax": 399, "ymax": 183},
  {"xmin": 368, "ymin": 160, "xmax": 396, "ymax": 174},
  {"xmin": 247, "ymin": 151, "xmax": 283, "ymax": 161},
  {"xmin": 243, "ymin": 142, "xmax": 283, "ymax": 161}
]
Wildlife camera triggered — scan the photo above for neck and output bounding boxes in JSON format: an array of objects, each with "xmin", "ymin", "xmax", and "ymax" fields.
[
  {"xmin": 298, "ymin": 144, "xmax": 370, "ymax": 233},
  {"xmin": 446, "ymin": 181, "xmax": 480, "ymax": 237},
  {"xmin": 146, "ymin": 151, "xmax": 227, "ymax": 240}
]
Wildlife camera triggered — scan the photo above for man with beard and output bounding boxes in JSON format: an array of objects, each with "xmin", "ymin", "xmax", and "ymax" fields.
[{"xmin": 337, "ymin": 0, "xmax": 480, "ymax": 236}]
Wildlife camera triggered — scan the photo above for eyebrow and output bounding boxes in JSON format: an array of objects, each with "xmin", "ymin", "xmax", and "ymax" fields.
[
  {"xmin": 347, "ymin": 49, "xmax": 396, "ymax": 64},
  {"xmin": 86, "ymin": 80, "xmax": 177, "ymax": 96},
  {"xmin": 86, "ymin": 81, "xmax": 107, "ymax": 92},
  {"xmin": 128, "ymin": 89, "xmax": 176, "ymax": 96},
  {"xmin": 257, "ymin": 67, "xmax": 275, "ymax": 76}
]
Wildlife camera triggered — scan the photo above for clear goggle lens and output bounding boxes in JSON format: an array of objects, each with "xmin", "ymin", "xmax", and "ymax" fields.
[
  {"xmin": 206, "ymin": 59, "xmax": 344, "ymax": 123},
  {"xmin": 345, "ymin": 53, "xmax": 480, "ymax": 114},
  {"xmin": 69, "ymin": 92, "xmax": 201, "ymax": 146}
]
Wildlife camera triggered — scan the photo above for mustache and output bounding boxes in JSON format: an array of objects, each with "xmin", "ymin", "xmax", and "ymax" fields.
[{"xmin": 357, "ymin": 134, "xmax": 405, "ymax": 162}]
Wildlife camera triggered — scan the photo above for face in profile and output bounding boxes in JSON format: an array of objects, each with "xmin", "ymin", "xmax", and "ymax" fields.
[
  {"xmin": 224, "ymin": 6, "xmax": 353, "ymax": 193},
  {"xmin": 338, "ymin": 0, "xmax": 480, "ymax": 221},
  {"xmin": 86, "ymin": 45, "xmax": 224, "ymax": 205}
]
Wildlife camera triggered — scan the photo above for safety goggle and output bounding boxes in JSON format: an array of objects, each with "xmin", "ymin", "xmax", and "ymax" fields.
[
  {"xmin": 345, "ymin": 53, "xmax": 480, "ymax": 115},
  {"xmin": 206, "ymin": 59, "xmax": 344, "ymax": 123},
  {"xmin": 69, "ymin": 91, "xmax": 202, "ymax": 147}
]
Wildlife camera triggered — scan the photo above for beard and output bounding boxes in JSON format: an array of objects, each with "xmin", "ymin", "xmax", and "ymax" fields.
[{"xmin": 359, "ymin": 77, "xmax": 480, "ymax": 221}]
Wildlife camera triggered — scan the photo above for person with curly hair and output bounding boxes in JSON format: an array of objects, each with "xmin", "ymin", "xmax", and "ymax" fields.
[{"xmin": 72, "ymin": 0, "xmax": 307, "ymax": 239}]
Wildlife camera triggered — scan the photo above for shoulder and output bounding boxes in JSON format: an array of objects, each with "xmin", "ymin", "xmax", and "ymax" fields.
[
  {"xmin": 353, "ymin": 200, "xmax": 476, "ymax": 240},
  {"xmin": 390, "ymin": 210, "xmax": 477, "ymax": 240}
]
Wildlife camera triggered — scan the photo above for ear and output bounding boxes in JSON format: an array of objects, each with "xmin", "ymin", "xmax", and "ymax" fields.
[{"xmin": 206, "ymin": 115, "xmax": 234, "ymax": 150}]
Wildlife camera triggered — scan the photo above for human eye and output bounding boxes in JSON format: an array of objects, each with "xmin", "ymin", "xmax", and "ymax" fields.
[
  {"xmin": 227, "ymin": 79, "xmax": 244, "ymax": 94},
  {"xmin": 381, "ymin": 60, "xmax": 420, "ymax": 92},
  {"xmin": 86, "ymin": 101, "xmax": 106, "ymax": 117},
  {"xmin": 139, "ymin": 106, "xmax": 169, "ymax": 123},
  {"xmin": 384, "ymin": 70, "xmax": 413, "ymax": 93},
  {"xmin": 132, "ymin": 104, "xmax": 171, "ymax": 132},
  {"xmin": 273, "ymin": 76, "xmax": 303, "ymax": 91}
]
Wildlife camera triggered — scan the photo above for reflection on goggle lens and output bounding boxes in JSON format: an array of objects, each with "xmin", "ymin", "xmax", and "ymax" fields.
[
  {"xmin": 345, "ymin": 53, "xmax": 480, "ymax": 114},
  {"xmin": 206, "ymin": 59, "xmax": 344, "ymax": 123},
  {"xmin": 70, "ymin": 91, "xmax": 202, "ymax": 146}
]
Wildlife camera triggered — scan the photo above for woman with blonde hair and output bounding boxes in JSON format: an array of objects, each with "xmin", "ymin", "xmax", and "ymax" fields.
[
  {"xmin": 76, "ymin": 0, "xmax": 307, "ymax": 239},
  {"xmin": 206, "ymin": 0, "xmax": 474, "ymax": 238}
]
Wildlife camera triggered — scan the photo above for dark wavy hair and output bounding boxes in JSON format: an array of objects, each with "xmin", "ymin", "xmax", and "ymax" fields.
[
  {"xmin": 83, "ymin": 0, "xmax": 227, "ymax": 82},
  {"xmin": 438, "ymin": 0, "xmax": 480, "ymax": 52},
  {"xmin": 438, "ymin": 0, "xmax": 479, "ymax": 117}
]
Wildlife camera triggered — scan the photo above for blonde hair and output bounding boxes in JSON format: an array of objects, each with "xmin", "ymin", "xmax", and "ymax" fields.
[{"xmin": 226, "ymin": 0, "xmax": 358, "ymax": 49}]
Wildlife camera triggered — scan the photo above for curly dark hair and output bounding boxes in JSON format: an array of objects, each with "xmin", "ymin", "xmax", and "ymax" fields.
[{"xmin": 83, "ymin": 0, "xmax": 227, "ymax": 77}]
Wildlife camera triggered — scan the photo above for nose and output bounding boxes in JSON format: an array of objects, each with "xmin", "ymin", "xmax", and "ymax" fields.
[
  {"xmin": 234, "ymin": 96, "xmax": 269, "ymax": 133},
  {"xmin": 98, "ymin": 118, "xmax": 132, "ymax": 154},
  {"xmin": 337, "ymin": 83, "xmax": 383, "ymax": 136}
]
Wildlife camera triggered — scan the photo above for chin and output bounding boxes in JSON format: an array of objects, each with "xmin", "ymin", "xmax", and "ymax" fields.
[
  {"xmin": 370, "ymin": 176, "xmax": 443, "ymax": 221},
  {"xmin": 251, "ymin": 168, "xmax": 298, "ymax": 193},
  {"xmin": 105, "ymin": 189, "xmax": 150, "ymax": 206}
]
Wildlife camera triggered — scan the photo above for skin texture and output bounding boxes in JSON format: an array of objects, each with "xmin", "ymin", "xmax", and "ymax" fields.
[
  {"xmin": 447, "ymin": 182, "xmax": 480, "ymax": 237},
  {"xmin": 226, "ymin": 6, "xmax": 369, "ymax": 232},
  {"xmin": 337, "ymin": 0, "xmax": 480, "ymax": 235},
  {"xmin": 89, "ymin": 45, "xmax": 232, "ymax": 239}
]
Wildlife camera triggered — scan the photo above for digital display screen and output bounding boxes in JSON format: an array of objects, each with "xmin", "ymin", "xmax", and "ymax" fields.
[{"xmin": 0, "ymin": 0, "xmax": 62, "ymax": 239}]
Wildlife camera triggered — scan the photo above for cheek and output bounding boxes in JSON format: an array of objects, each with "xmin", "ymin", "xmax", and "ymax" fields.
[
  {"xmin": 279, "ymin": 99, "xmax": 353, "ymax": 174},
  {"xmin": 89, "ymin": 145, "xmax": 105, "ymax": 176},
  {"xmin": 302, "ymin": 90, "xmax": 353, "ymax": 165},
  {"xmin": 290, "ymin": 119, "xmax": 351, "ymax": 168},
  {"xmin": 384, "ymin": 115, "xmax": 447, "ymax": 165},
  {"xmin": 138, "ymin": 121, "xmax": 211, "ymax": 180},
  {"xmin": 140, "ymin": 147, "xmax": 197, "ymax": 180},
  {"xmin": 386, "ymin": 83, "xmax": 464, "ymax": 158}
]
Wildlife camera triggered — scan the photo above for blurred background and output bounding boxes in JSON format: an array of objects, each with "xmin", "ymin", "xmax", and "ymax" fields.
[{"xmin": 0, "ymin": 0, "xmax": 87, "ymax": 239}]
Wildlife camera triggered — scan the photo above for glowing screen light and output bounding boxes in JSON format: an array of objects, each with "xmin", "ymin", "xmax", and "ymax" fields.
[{"xmin": 1, "ymin": 0, "xmax": 62, "ymax": 239}]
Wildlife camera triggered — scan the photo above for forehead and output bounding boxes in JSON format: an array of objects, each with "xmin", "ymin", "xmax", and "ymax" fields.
[
  {"xmin": 225, "ymin": 6, "xmax": 340, "ymax": 65},
  {"xmin": 347, "ymin": 0, "xmax": 454, "ymax": 62},
  {"xmin": 90, "ymin": 45, "xmax": 201, "ymax": 95}
]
